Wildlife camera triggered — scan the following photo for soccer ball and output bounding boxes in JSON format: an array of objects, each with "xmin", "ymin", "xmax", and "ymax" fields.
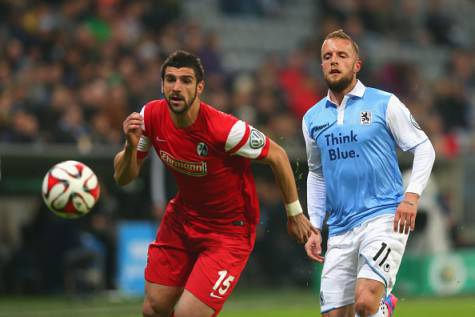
[{"xmin": 42, "ymin": 160, "xmax": 100, "ymax": 218}]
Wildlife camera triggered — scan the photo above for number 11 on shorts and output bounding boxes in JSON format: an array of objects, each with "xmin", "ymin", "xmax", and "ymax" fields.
[{"xmin": 211, "ymin": 270, "xmax": 235, "ymax": 298}]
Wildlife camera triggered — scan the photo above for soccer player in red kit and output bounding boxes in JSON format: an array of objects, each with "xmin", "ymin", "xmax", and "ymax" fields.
[{"xmin": 114, "ymin": 50, "xmax": 315, "ymax": 317}]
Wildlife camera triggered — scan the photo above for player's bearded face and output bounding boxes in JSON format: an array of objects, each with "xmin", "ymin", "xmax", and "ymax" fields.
[
  {"xmin": 321, "ymin": 38, "xmax": 361, "ymax": 93},
  {"xmin": 163, "ymin": 67, "xmax": 203, "ymax": 114}
]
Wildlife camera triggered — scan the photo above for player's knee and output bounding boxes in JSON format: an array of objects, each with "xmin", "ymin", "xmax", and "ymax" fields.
[
  {"xmin": 354, "ymin": 295, "xmax": 378, "ymax": 317},
  {"xmin": 142, "ymin": 296, "xmax": 173, "ymax": 317},
  {"xmin": 174, "ymin": 302, "xmax": 214, "ymax": 317}
]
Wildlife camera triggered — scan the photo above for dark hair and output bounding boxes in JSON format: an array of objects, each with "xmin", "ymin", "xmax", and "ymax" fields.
[
  {"xmin": 160, "ymin": 50, "xmax": 205, "ymax": 83},
  {"xmin": 324, "ymin": 29, "xmax": 360, "ymax": 57}
]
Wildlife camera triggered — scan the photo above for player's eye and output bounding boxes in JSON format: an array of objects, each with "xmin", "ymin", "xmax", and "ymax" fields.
[
  {"xmin": 165, "ymin": 76, "xmax": 176, "ymax": 82},
  {"xmin": 182, "ymin": 77, "xmax": 193, "ymax": 84}
]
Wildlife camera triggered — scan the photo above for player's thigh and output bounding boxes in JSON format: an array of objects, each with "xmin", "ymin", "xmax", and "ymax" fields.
[
  {"xmin": 358, "ymin": 215, "xmax": 408, "ymax": 291},
  {"xmin": 185, "ymin": 231, "xmax": 254, "ymax": 315},
  {"xmin": 320, "ymin": 231, "xmax": 359, "ymax": 314},
  {"xmin": 143, "ymin": 281, "xmax": 183, "ymax": 316},
  {"xmin": 145, "ymin": 210, "xmax": 195, "ymax": 287},
  {"xmin": 175, "ymin": 289, "xmax": 215, "ymax": 317},
  {"xmin": 322, "ymin": 304, "xmax": 355, "ymax": 317}
]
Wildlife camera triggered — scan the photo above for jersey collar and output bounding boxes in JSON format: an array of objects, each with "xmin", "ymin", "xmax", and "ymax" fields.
[{"xmin": 325, "ymin": 80, "xmax": 366, "ymax": 107}]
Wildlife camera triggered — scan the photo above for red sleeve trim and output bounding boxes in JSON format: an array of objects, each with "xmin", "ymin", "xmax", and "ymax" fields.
[
  {"xmin": 257, "ymin": 137, "xmax": 270, "ymax": 160},
  {"xmin": 228, "ymin": 123, "xmax": 250, "ymax": 154}
]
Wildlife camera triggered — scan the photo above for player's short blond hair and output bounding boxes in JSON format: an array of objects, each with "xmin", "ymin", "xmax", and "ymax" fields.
[{"xmin": 324, "ymin": 29, "xmax": 360, "ymax": 57}]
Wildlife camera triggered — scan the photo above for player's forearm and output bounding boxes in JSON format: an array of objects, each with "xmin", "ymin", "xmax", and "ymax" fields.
[
  {"xmin": 266, "ymin": 143, "xmax": 299, "ymax": 204},
  {"xmin": 307, "ymin": 170, "xmax": 326, "ymax": 229},
  {"xmin": 113, "ymin": 146, "xmax": 141, "ymax": 186},
  {"xmin": 406, "ymin": 139, "xmax": 435, "ymax": 196}
]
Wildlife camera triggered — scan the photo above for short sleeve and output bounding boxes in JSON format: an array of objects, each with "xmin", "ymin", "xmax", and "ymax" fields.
[
  {"xmin": 136, "ymin": 105, "xmax": 151, "ymax": 159},
  {"xmin": 225, "ymin": 120, "xmax": 270, "ymax": 159}
]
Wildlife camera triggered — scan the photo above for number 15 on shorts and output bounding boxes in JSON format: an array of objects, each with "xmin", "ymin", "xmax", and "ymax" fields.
[{"xmin": 210, "ymin": 270, "xmax": 235, "ymax": 299}]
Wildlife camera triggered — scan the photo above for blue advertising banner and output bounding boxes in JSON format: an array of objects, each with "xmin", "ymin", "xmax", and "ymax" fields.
[{"xmin": 117, "ymin": 221, "xmax": 157, "ymax": 295}]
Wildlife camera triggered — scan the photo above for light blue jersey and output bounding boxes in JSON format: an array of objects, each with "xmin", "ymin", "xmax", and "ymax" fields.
[{"xmin": 303, "ymin": 81, "xmax": 428, "ymax": 236}]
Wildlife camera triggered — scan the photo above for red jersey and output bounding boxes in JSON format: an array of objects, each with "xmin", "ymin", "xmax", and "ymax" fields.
[{"xmin": 136, "ymin": 99, "xmax": 270, "ymax": 233}]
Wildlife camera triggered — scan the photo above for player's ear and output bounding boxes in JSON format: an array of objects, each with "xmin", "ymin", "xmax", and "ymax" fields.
[
  {"xmin": 197, "ymin": 80, "xmax": 205, "ymax": 95},
  {"xmin": 354, "ymin": 58, "xmax": 362, "ymax": 74}
]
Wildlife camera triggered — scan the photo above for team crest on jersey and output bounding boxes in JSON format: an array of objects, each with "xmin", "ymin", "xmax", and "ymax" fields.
[
  {"xmin": 249, "ymin": 128, "xmax": 265, "ymax": 149},
  {"xmin": 360, "ymin": 111, "xmax": 372, "ymax": 125},
  {"xmin": 196, "ymin": 142, "xmax": 208, "ymax": 156}
]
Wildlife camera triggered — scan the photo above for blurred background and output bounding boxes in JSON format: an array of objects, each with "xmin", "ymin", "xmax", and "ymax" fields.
[{"xmin": 1, "ymin": 0, "xmax": 475, "ymax": 316}]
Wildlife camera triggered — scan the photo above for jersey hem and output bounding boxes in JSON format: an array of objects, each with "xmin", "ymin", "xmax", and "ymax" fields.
[{"xmin": 328, "ymin": 210, "xmax": 396, "ymax": 237}]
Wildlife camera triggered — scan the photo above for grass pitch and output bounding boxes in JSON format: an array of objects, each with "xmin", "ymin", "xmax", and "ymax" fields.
[{"xmin": 0, "ymin": 289, "xmax": 474, "ymax": 317}]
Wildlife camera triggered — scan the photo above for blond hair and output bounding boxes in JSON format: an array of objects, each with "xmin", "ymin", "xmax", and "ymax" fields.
[{"xmin": 324, "ymin": 29, "xmax": 360, "ymax": 57}]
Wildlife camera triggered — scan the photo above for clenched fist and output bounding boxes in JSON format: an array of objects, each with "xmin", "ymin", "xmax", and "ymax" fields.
[{"xmin": 123, "ymin": 112, "xmax": 144, "ymax": 149}]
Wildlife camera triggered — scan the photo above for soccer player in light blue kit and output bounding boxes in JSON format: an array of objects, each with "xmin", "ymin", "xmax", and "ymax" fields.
[{"xmin": 303, "ymin": 30, "xmax": 436, "ymax": 317}]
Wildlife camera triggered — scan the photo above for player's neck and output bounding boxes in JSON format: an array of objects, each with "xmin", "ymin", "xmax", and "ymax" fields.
[
  {"xmin": 170, "ymin": 99, "xmax": 201, "ymax": 128},
  {"xmin": 329, "ymin": 78, "xmax": 357, "ymax": 106}
]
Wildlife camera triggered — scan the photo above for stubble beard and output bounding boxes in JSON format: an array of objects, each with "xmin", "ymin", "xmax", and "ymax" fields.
[
  {"xmin": 324, "ymin": 73, "xmax": 354, "ymax": 94},
  {"xmin": 166, "ymin": 88, "xmax": 198, "ymax": 114}
]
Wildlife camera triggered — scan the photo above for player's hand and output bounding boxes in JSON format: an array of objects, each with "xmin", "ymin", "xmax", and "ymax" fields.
[
  {"xmin": 123, "ymin": 112, "xmax": 144, "ymax": 149},
  {"xmin": 393, "ymin": 193, "xmax": 419, "ymax": 234},
  {"xmin": 304, "ymin": 230, "xmax": 324, "ymax": 263},
  {"xmin": 287, "ymin": 213, "xmax": 318, "ymax": 244}
]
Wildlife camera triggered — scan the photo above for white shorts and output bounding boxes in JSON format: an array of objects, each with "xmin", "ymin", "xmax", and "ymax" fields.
[{"xmin": 320, "ymin": 215, "xmax": 408, "ymax": 313}]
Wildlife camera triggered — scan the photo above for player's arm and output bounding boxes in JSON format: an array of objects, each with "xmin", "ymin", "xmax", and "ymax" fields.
[
  {"xmin": 113, "ymin": 112, "xmax": 147, "ymax": 186},
  {"xmin": 386, "ymin": 95, "xmax": 436, "ymax": 234},
  {"xmin": 224, "ymin": 120, "xmax": 315, "ymax": 243},
  {"xmin": 303, "ymin": 119, "xmax": 325, "ymax": 263},
  {"xmin": 259, "ymin": 140, "xmax": 318, "ymax": 244}
]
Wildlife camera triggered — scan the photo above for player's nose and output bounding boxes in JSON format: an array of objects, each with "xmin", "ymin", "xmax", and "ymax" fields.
[{"xmin": 172, "ymin": 81, "xmax": 182, "ymax": 91}]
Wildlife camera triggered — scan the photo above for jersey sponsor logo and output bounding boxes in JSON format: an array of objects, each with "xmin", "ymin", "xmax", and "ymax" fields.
[
  {"xmin": 410, "ymin": 114, "xmax": 422, "ymax": 130},
  {"xmin": 159, "ymin": 150, "xmax": 207, "ymax": 176},
  {"xmin": 360, "ymin": 111, "xmax": 372, "ymax": 125},
  {"xmin": 196, "ymin": 142, "xmax": 208, "ymax": 156},
  {"xmin": 324, "ymin": 131, "xmax": 360, "ymax": 161},
  {"xmin": 249, "ymin": 128, "xmax": 265, "ymax": 149}
]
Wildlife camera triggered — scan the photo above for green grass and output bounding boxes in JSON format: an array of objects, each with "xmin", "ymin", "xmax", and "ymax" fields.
[{"xmin": 0, "ymin": 289, "xmax": 474, "ymax": 317}]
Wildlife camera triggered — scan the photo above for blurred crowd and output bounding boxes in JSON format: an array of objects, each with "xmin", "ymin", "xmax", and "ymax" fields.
[
  {"xmin": 314, "ymin": 0, "xmax": 475, "ymax": 160},
  {"xmin": 1, "ymin": 0, "xmax": 474, "ymax": 294},
  {"xmin": 0, "ymin": 0, "xmax": 474, "ymax": 160}
]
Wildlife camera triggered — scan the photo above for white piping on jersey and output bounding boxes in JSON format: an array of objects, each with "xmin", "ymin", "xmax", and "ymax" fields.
[{"xmin": 225, "ymin": 120, "xmax": 246, "ymax": 152}]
